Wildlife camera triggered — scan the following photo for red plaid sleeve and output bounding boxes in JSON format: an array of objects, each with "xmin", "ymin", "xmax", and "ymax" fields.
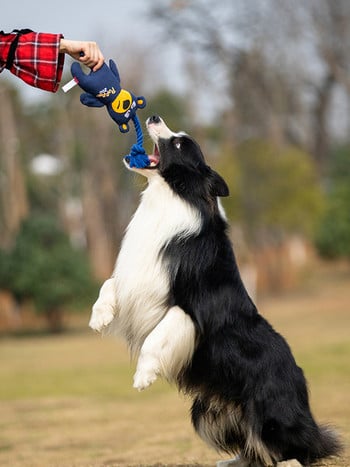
[{"xmin": 0, "ymin": 30, "xmax": 65, "ymax": 92}]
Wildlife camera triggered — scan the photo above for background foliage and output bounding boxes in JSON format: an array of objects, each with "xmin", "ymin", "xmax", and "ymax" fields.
[
  {"xmin": 316, "ymin": 146, "xmax": 350, "ymax": 258},
  {"xmin": 0, "ymin": 215, "xmax": 96, "ymax": 331},
  {"xmin": 1, "ymin": 0, "xmax": 350, "ymax": 330}
]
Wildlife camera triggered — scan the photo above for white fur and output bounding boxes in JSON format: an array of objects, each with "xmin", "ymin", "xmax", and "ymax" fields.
[
  {"xmin": 133, "ymin": 305, "xmax": 196, "ymax": 390},
  {"xmin": 147, "ymin": 118, "xmax": 185, "ymax": 141},
  {"xmin": 89, "ymin": 278, "xmax": 116, "ymax": 331},
  {"xmin": 89, "ymin": 166, "xmax": 201, "ymax": 387}
]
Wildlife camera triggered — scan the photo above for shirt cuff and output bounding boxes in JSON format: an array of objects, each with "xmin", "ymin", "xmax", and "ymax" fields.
[
  {"xmin": 10, "ymin": 31, "xmax": 65, "ymax": 92},
  {"xmin": 53, "ymin": 33, "xmax": 65, "ymax": 92}
]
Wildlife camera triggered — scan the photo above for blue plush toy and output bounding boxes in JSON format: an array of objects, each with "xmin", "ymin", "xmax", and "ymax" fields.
[{"xmin": 70, "ymin": 59, "xmax": 150, "ymax": 169}]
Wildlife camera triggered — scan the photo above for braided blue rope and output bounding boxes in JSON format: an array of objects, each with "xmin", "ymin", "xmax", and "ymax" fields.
[{"xmin": 124, "ymin": 115, "xmax": 150, "ymax": 169}]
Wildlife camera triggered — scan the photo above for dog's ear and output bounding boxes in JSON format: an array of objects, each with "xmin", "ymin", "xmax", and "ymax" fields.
[{"xmin": 209, "ymin": 169, "xmax": 230, "ymax": 197}]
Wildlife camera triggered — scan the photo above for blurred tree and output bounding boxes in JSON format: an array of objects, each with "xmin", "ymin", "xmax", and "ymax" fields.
[
  {"xmin": 218, "ymin": 140, "xmax": 324, "ymax": 246},
  {"xmin": 145, "ymin": 89, "xmax": 190, "ymax": 136},
  {"xmin": 151, "ymin": 0, "xmax": 350, "ymax": 173},
  {"xmin": 0, "ymin": 215, "xmax": 96, "ymax": 332},
  {"xmin": 151, "ymin": 1, "xmax": 305, "ymax": 145},
  {"xmin": 59, "ymin": 95, "xmax": 124, "ymax": 281},
  {"xmin": 316, "ymin": 146, "xmax": 350, "ymax": 258},
  {"xmin": 23, "ymin": 89, "xmax": 129, "ymax": 281},
  {"xmin": 230, "ymin": 48, "xmax": 303, "ymax": 145},
  {"xmin": 307, "ymin": 0, "xmax": 350, "ymax": 170},
  {"xmin": 0, "ymin": 84, "xmax": 28, "ymax": 249}
]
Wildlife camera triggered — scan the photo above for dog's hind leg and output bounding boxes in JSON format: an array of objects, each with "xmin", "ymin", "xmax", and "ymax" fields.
[
  {"xmin": 133, "ymin": 306, "xmax": 196, "ymax": 391},
  {"xmin": 89, "ymin": 278, "xmax": 117, "ymax": 332}
]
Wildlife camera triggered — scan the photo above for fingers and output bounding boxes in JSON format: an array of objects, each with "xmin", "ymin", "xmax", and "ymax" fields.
[
  {"xmin": 78, "ymin": 41, "xmax": 104, "ymax": 71},
  {"xmin": 60, "ymin": 39, "xmax": 104, "ymax": 71}
]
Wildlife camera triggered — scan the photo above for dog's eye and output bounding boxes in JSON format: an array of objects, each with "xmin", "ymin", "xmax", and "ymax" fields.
[{"xmin": 173, "ymin": 139, "xmax": 181, "ymax": 150}]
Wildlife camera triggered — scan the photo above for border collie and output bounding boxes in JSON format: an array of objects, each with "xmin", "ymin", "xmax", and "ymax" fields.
[{"xmin": 89, "ymin": 115, "xmax": 341, "ymax": 467}]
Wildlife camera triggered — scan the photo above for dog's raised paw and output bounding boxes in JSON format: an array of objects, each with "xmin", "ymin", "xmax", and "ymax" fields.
[
  {"xmin": 89, "ymin": 308, "xmax": 115, "ymax": 332},
  {"xmin": 133, "ymin": 369, "xmax": 158, "ymax": 391}
]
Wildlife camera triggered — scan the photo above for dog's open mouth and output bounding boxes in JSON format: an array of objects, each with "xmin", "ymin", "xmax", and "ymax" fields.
[
  {"xmin": 148, "ymin": 144, "xmax": 160, "ymax": 168},
  {"xmin": 124, "ymin": 144, "xmax": 160, "ymax": 170}
]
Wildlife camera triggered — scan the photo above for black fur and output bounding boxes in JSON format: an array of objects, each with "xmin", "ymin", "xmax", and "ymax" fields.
[{"xmin": 156, "ymin": 132, "xmax": 342, "ymax": 465}]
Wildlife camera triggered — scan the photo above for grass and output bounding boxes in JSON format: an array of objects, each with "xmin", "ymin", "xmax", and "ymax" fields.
[{"xmin": 0, "ymin": 262, "xmax": 349, "ymax": 466}]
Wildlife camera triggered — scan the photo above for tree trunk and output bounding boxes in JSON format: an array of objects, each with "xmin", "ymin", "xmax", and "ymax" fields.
[
  {"xmin": 311, "ymin": 73, "xmax": 335, "ymax": 173},
  {"xmin": 46, "ymin": 308, "xmax": 65, "ymax": 333},
  {"xmin": 0, "ymin": 86, "xmax": 28, "ymax": 249},
  {"xmin": 79, "ymin": 111, "xmax": 122, "ymax": 281}
]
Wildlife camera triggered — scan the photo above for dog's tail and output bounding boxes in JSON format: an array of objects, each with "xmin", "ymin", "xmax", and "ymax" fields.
[{"xmin": 309, "ymin": 424, "xmax": 343, "ymax": 463}]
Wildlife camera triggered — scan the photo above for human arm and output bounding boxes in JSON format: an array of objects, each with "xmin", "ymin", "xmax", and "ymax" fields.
[{"xmin": 0, "ymin": 29, "xmax": 104, "ymax": 92}]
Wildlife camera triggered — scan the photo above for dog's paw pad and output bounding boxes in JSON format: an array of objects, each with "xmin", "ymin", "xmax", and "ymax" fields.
[
  {"xmin": 89, "ymin": 308, "xmax": 114, "ymax": 332},
  {"xmin": 133, "ymin": 370, "xmax": 158, "ymax": 391}
]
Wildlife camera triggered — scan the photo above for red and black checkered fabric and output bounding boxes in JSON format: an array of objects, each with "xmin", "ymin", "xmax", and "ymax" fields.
[{"xmin": 0, "ymin": 30, "xmax": 65, "ymax": 92}]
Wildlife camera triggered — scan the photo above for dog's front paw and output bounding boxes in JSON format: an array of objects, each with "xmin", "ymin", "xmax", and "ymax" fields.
[
  {"xmin": 89, "ymin": 306, "xmax": 115, "ymax": 332},
  {"xmin": 133, "ymin": 368, "xmax": 158, "ymax": 391}
]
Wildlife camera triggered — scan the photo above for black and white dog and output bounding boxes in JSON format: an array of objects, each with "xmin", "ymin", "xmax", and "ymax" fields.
[{"xmin": 89, "ymin": 116, "xmax": 341, "ymax": 467}]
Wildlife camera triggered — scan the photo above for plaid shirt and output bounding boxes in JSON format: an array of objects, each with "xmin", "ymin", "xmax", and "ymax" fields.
[{"xmin": 0, "ymin": 30, "xmax": 65, "ymax": 92}]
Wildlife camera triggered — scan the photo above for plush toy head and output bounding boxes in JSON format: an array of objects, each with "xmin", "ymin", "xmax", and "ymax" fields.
[{"xmin": 71, "ymin": 59, "xmax": 146, "ymax": 133}]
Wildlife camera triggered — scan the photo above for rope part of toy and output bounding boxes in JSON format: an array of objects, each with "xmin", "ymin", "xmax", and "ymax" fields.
[{"xmin": 124, "ymin": 115, "xmax": 150, "ymax": 169}]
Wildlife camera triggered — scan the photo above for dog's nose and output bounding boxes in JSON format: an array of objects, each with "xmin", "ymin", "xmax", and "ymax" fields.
[{"xmin": 148, "ymin": 115, "xmax": 161, "ymax": 124}]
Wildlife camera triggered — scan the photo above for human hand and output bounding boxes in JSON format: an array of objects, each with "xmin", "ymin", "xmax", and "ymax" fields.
[{"xmin": 59, "ymin": 38, "xmax": 104, "ymax": 71}]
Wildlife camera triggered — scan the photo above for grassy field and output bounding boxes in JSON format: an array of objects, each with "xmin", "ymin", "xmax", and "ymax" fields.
[{"xmin": 0, "ymin": 263, "xmax": 349, "ymax": 467}]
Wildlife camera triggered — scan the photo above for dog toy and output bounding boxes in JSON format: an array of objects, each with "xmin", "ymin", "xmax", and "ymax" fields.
[{"xmin": 67, "ymin": 59, "xmax": 150, "ymax": 169}]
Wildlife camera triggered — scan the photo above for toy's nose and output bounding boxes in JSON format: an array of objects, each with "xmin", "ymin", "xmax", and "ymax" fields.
[{"xmin": 148, "ymin": 115, "xmax": 161, "ymax": 124}]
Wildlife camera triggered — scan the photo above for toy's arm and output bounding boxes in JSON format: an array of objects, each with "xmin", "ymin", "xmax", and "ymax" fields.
[
  {"xmin": 71, "ymin": 62, "xmax": 93, "ymax": 89},
  {"xmin": 71, "ymin": 62, "xmax": 106, "ymax": 108}
]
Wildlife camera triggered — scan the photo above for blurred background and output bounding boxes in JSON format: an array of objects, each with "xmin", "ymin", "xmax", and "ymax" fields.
[{"xmin": 0, "ymin": 1, "xmax": 349, "ymax": 466}]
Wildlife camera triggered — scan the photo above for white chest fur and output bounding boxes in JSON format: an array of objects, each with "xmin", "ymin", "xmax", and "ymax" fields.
[{"xmin": 110, "ymin": 175, "xmax": 202, "ymax": 352}]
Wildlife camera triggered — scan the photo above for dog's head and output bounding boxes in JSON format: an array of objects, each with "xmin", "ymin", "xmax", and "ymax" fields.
[{"xmin": 124, "ymin": 115, "xmax": 229, "ymax": 203}]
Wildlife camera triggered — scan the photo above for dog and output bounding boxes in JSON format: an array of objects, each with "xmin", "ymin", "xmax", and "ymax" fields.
[{"xmin": 89, "ymin": 115, "xmax": 342, "ymax": 467}]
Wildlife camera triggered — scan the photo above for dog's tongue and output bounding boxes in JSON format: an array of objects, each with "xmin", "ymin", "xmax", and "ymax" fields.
[
  {"xmin": 148, "ymin": 154, "xmax": 159, "ymax": 165},
  {"xmin": 148, "ymin": 145, "xmax": 160, "ymax": 167}
]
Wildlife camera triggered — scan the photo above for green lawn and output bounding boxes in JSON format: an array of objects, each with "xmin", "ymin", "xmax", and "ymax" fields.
[{"xmin": 0, "ymin": 264, "xmax": 349, "ymax": 466}]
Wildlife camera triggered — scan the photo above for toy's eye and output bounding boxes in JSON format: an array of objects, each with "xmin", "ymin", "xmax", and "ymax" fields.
[{"xmin": 123, "ymin": 99, "xmax": 131, "ymax": 110}]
